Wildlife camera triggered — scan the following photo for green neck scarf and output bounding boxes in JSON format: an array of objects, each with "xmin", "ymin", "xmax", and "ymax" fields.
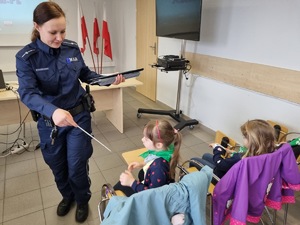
[
  {"xmin": 139, "ymin": 144, "xmax": 175, "ymax": 162},
  {"xmin": 289, "ymin": 137, "xmax": 300, "ymax": 146}
]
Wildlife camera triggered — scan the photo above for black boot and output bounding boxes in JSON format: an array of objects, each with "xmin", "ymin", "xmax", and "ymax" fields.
[
  {"xmin": 57, "ymin": 199, "xmax": 74, "ymax": 216},
  {"xmin": 75, "ymin": 203, "xmax": 89, "ymax": 223}
]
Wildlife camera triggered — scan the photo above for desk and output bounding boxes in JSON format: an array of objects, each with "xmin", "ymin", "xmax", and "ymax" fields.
[
  {"xmin": 0, "ymin": 78, "xmax": 143, "ymax": 133},
  {"xmin": 89, "ymin": 78, "xmax": 142, "ymax": 133},
  {"xmin": 121, "ymin": 147, "xmax": 146, "ymax": 165},
  {"xmin": 0, "ymin": 87, "xmax": 31, "ymax": 126}
]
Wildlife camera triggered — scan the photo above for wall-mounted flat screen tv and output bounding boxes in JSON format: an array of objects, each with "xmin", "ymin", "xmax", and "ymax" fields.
[{"xmin": 156, "ymin": 0, "xmax": 202, "ymax": 41}]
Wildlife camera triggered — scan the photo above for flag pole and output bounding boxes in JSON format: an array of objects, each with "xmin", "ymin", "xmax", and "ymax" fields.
[
  {"xmin": 100, "ymin": 38, "xmax": 104, "ymax": 74},
  {"xmin": 86, "ymin": 36, "xmax": 96, "ymax": 72},
  {"xmin": 100, "ymin": 1, "xmax": 104, "ymax": 74},
  {"xmin": 94, "ymin": 2, "xmax": 100, "ymax": 74},
  {"xmin": 79, "ymin": 0, "xmax": 97, "ymax": 72},
  {"xmin": 96, "ymin": 53, "xmax": 99, "ymax": 74}
]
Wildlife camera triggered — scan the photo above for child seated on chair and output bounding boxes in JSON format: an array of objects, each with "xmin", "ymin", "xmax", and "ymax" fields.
[
  {"xmin": 191, "ymin": 143, "xmax": 247, "ymax": 180},
  {"xmin": 190, "ymin": 136, "xmax": 247, "ymax": 180},
  {"xmin": 114, "ymin": 119, "xmax": 182, "ymax": 196},
  {"xmin": 191, "ymin": 119, "xmax": 276, "ymax": 181}
]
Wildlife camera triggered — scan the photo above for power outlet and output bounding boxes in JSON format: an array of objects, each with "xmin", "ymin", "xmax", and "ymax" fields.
[
  {"xmin": 11, "ymin": 142, "xmax": 29, "ymax": 154},
  {"xmin": 11, "ymin": 146, "xmax": 25, "ymax": 154},
  {"xmin": 22, "ymin": 142, "xmax": 29, "ymax": 149}
]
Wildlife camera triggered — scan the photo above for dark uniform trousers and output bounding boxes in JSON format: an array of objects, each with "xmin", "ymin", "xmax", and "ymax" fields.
[{"xmin": 38, "ymin": 110, "xmax": 93, "ymax": 205}]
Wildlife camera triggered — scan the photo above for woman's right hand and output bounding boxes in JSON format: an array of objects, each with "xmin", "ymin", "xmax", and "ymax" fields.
[{"xmin": 52, "ymin": 108, "xmax": 77, "ymax": 127}]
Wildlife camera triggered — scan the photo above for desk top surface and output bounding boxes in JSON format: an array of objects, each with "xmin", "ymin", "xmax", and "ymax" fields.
[
  {"xmin": 0, "ymin": 78, "xmax": 143, "ymax": 101},
  {"xmin": 122, "ymin": 148, "xmax": 146, "ymax": 165},
  {"xmin": 0, "ymin": 82, "xmax": 19, "ymax": 101}
]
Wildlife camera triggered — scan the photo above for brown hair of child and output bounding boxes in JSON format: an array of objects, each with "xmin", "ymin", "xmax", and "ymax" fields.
[{"xmin": 144, "ymin": 120, "xmax": 182, "ymax": 180}]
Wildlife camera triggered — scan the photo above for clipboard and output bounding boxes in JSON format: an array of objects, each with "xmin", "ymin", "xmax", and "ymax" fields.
[{"xmin": 88, "ymin": 68, "xmax": 144, "ymax": 86}]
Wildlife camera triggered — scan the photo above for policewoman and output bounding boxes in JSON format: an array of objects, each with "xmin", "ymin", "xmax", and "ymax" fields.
[{"xmin": 16, "ymin": 2, "xmax": 124, "ymax": 223}]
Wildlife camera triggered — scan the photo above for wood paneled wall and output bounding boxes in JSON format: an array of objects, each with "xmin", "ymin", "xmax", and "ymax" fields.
[{"xmin": 185, "ymin": 52, "xmax": 300, "ymax": 105}]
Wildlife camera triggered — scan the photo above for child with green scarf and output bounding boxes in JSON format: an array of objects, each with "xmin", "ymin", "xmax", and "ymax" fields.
[{"xmin": 114, "ymin": 119, "xmax": 182, "ymax": 196}]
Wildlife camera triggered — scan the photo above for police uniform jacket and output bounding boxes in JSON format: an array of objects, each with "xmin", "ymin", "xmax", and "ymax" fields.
[{"xmin": 16, "ymin": 38, "xmax": 100, "ymax": 118}]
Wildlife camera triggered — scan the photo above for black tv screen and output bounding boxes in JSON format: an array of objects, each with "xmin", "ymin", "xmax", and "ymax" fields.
[{"xmin": 156, "ymin": 0, "xmax": 202, "ymax": 41}]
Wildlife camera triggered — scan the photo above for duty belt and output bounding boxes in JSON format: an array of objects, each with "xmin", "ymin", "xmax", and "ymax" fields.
[
  {"xmin": 68, "ymin": 103, "xmax": 85, "ymax": 117},
  {"xmin": 43, "ymin": 103, "xmax": 86, "ymax": 127}
]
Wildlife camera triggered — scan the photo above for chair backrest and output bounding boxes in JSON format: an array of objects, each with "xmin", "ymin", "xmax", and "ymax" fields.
[
  {"xmin": 212, "ymin": 143, "xmax": 300, "ymax": 225},
  {"xmin": 215, "ymin": 130, "xmax": 236, "ymax": 150},
  {"xmin": 267, "ymin": 120, "xmax": 289, "ymax": 143}
]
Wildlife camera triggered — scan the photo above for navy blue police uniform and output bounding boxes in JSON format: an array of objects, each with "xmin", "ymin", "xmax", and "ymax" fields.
[{"xmin": 16, "ymin": 38, "xmax": 100, "ymax": 205}]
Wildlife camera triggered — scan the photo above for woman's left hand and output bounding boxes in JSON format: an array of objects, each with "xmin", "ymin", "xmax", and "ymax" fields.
[{"xmin": 113, "ymin": 74, "xmax": 125, "ymax": 85}]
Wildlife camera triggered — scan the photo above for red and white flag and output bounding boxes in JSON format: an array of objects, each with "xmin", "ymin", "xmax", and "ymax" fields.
[
  {"xmin": 93, "ymin": 17, "xmax": 100, "ymax": 55},
  {"xmin": 102, "ymin": 5, "xmax": 112, "ymax": 60},
  {"xmin": 78, "ymin": 1, "xmax": 88, "ymax": 54}
]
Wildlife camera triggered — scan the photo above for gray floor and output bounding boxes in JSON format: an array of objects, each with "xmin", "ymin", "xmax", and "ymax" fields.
[{"xmin": 0, "ymin": 86, "xmax": 299, "ymax": 225}]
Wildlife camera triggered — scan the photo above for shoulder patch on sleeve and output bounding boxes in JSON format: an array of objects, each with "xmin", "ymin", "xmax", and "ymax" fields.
[
  {"xmin": 62, "ymin": 40, "xmax": 78, "ymax": 48},
  {"xmin": 20, "ymin": 49, "xmax": 38, "ymax": 60}
]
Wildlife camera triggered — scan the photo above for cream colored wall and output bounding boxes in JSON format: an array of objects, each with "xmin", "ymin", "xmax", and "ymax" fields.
[{"xmin": 157, "ymin": 0, "xmax": 300, "ymax": 142}]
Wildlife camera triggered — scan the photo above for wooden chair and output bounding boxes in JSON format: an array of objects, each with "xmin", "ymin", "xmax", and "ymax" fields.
[
  {"xmin": 267, "ymin": 120, "xmax": 300, "ymax": 163},
  {"xmin": 215, "ymin": 130, "xmax": 237, "ymax": 150},
  {"xmin": 121, "ymin": 147, "xmax": 146, "ymax": 165},
  {"xmin": 267, "ymin": 120, "xmax": 289, "ymax": 143}
]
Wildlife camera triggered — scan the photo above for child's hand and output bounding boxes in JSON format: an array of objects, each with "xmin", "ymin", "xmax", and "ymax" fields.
[
  {"xmin": 120, "ymin": 170, "xmax": 135, "ymax": 187},
  {"xmin": 209, "ymin": 143, "xmax": 224, "ymax": 151},
  {"xmin": 128, "ymin": 162, "xmax": 144, "ymax": 172},
  {"xmin": 209, "ymin": 143, "xmax": 218, "ymax": 148},
  {"xmin": 225, "ymin": 148, "xmax": 235, "ymax": 154}
]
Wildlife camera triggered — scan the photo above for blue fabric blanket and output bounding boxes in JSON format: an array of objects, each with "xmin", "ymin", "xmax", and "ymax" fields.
[{"xmin": 101, "ymin": 166, "xmax": 213, "ymax": 225}]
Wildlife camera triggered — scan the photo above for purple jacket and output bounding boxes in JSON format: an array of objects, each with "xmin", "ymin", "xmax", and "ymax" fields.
[{"xmin": 213, "ymin": 143, "xmax": 300, "ymax": 225}]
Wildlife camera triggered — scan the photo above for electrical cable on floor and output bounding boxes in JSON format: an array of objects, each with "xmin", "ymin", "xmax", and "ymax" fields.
[
  {"xmin": 0, "ymin": 151, "xmax": 12, "ymax": 158},
  {"xmin": 0, "ymin": 86, "xmax": 37, "ymax": 157}
]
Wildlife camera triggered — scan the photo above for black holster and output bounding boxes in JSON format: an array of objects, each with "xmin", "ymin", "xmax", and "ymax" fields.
[
  {"xmin": 30, "ymin": 110, "xmax": 41, "ymax": 122},
  {"xmin": 82, "ymin": 85, "xmax": 96, "ymax": 112},
  {"xmin": 30, "ymin": 110, "xmax": 54, "ymax": 127}
]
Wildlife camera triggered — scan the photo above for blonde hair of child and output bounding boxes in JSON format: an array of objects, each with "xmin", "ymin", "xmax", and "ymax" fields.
[
  {"xmin": 144, "ymin": 120, "xmax": 182, "ymax": 180},
  {"xmin": 240, "ymin": 119, "xmax": 276, "ymax": 157}
]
